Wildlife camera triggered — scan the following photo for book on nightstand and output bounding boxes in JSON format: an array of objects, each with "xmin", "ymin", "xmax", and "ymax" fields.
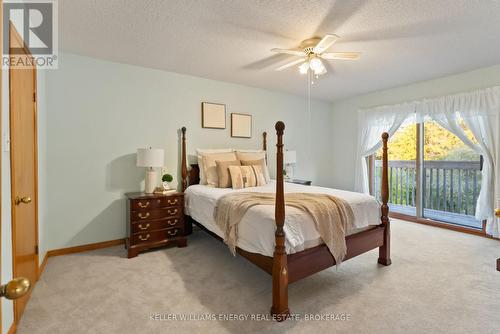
[{"xmin": 154, "ymin": 187, "xmax": 177, "ymax": 195}]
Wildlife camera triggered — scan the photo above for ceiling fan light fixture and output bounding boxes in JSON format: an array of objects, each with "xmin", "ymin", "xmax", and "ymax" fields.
[
  {"xmin": 299, "ymin": 61, "xmax": 309, "ymax": 74},
  {"xmin": 309, "ymin": 57, "xmax": 323, "ymax": 72},
  {"xmin": 272, "ymin": 34, "xmax": 359, "ymax": 77},
  {"xmin": 314, "ymin": 63, "xmax": 327, "ymax": 76}
]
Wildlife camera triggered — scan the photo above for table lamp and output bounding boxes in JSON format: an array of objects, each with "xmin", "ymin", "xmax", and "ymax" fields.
[
  {"xmin": 284, "ymin": 150, "xmax": 297, "ymax": 180},
  {"xmin": 137, "ymin": 148, "xmax": 165, "ymax": 193}
]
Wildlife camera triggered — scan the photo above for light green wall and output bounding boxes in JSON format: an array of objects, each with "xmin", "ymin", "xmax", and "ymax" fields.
[
  {"xmin": 37, "ymin": 70, "xmax": 48, "ymax": 267},
  {"xmin": 331, "ymin": 64, "xmax": 500, "ymax": 192},
  {"xmin": 44, "ymin": 55, "xmax": 500, "ymax": 252},
  {"xmin": 45, "ymin": 53, "xmax": 334, "ymax": 250}
]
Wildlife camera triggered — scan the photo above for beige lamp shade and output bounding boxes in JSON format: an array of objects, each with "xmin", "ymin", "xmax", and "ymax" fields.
[
  {"xmin": 137, "ymin": 148, "xmax": 165, "ymax": 168},
  {"xmin": 284, "ymin": 150, "xmax": 297, "ymax": 164}
]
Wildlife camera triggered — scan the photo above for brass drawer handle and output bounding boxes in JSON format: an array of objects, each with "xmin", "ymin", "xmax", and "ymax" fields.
[
  {"xmin": 138, "ymin": 212, "xmax": 150, "ymax": 219},
  {"xmin": 168, "ymin": 230, "xmax": 178, "ymax": 236},
  {"xmin": 167, "ymin": 219, "xmax": 178, "ymax": 226},
  {"xmin": 167, "ymin": 198, "xmax": 178, "ymax": 205},
  {"xmin": 138, "ymin": 201, "xmax": 150, "ymax": 208},
  {"xmin": 167, "ymin": 209, "xmax": 178, "ymax": 215},
  {"xmin": 138, "ymin": 223, "xmax": 150, "ymax": 230},
  {"xmin": 138, "ymin": 234, "xmax": 150, "ymax": 241}
]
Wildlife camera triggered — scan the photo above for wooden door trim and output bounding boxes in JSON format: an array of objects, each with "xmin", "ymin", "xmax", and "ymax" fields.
[
  {"xmin": 8, "ymin": 22, "xmax": 40, "ymax": 324},
  {"xmin": 8, "ymin": 21, "xmax": 29, "ymax": 54},
  {"xmin": 1, "ymin": 1, "xmax": 3, "ymax": 332}
]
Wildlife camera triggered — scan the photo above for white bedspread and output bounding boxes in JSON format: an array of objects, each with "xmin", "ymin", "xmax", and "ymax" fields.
[{"xmin": 184, "ymin": 181, "xmax": 381, "ymax": 256}]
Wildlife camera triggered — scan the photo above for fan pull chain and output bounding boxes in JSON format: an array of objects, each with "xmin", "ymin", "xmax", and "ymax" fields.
[{"xmin": 307, "ymin": 69, "xmax": 312, "ymax": 155}]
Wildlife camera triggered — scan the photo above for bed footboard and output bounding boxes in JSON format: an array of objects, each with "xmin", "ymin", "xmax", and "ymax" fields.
[
  {"xmin": 270, "ymin": 122, "xmax": 391, "ymax": 320},
  {"xmin": 270, "ymin": 121, "xmax": 290, "ymax": 321},
  {"xmin": 378, "ymin": 132, "xmax": 392, "ymax": 266}
]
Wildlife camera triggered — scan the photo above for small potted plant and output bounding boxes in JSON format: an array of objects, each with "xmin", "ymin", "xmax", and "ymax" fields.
[{"xmin": 162, "ymin": 173, "xmax": 173, "ymax": 190}]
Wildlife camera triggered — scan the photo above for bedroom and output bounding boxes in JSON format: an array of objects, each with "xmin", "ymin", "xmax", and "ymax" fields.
[{"xmin": 0, "ymin": 0, "xmax": 499, "ymax": 333}]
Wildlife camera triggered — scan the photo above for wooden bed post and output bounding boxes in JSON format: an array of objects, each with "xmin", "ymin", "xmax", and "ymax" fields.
[
  {"xmin": 271, "ymin": 121, "xmax": 290, "ymax": 321},
  {"xmin": 378, "ymin": 132, "xmax": 392, "ymax": 266},
  {"xmin": 263, "ymin": 131, "xmax": 267, "ymax": 163},
  {"xmin": 181, "ymin": 127, "xmax": 188, "ymax": 192}
]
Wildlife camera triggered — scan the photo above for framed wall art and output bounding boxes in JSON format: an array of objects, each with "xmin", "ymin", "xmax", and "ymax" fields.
[
  {"xmin": 201, "ymin": 102, "xmax": 226, "ymax": 129},
  {"xmin": 231, "ymin": 113, "xmax": 252, "ymax": 138}
]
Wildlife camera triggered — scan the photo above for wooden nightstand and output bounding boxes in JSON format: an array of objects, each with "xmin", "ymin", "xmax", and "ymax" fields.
[
  {"xmin": 125, "ymin": 192, "xmax": 187, "ymax": 258},
  {"xmin": 284, "ymin": 178, "xmax": 312, "ymax": 186}
]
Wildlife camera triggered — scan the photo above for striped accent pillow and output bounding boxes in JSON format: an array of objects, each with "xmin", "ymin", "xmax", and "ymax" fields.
[
  {"xmin": 228, "ymin": 165, "xmax": 266, "ymax": 190},
  {"xmin": 240, "ymin": 158, "xmax": 270, "ymax": 183}
]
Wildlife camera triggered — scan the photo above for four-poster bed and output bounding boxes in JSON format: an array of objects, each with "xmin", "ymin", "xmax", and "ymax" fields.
[{"xmin": 180, "ymin": 122, "xmax": 391, "ymax": 321}]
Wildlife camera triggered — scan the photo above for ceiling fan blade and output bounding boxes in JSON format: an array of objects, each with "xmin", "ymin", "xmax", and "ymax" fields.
[
  {"xmin": 313, "ymin": 34, "xmax": 340, "ymax": 54},
  {"xmin": 321, "ymin": 52, "xmax": 360, "ymax": 60},
  {"xmin": 274, "ymin": 58, "xmax": 306, "ymax": 71},
  {"xmin": 270, "ymin": 48, "xmax": 305, "ymax": 56}
]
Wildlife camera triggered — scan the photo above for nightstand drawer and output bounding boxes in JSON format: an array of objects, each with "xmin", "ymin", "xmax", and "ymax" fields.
[
  {"xmin": 131, "ymin": 217, "xmax": 182, "ymax": 234},
  {"xmin": 131, "ymin": 207, "xmax": 182, "ymax": 222},
  {"xmin": 130, "ymin": 230, "xmax": 167, "ymax": 245},
  {"xmin": 166, "ymin": 227, "xmax": 183, "ymax": 239},
  {"xmin": 130, "ymin": 196, "xmax": 183, "ymax": 211},
  {"xmin": 130, "ymin": 227, "xmax": 184, "ymax": 245}
]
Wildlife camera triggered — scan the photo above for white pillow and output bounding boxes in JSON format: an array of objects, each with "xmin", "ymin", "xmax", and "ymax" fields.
[
  {"xmin": 196, "ymin": 148, "xmax": 233, "ymax": 185},
  {"xmin": 235, "ymin": 150, "xmax": 270, "ymax": 182}
]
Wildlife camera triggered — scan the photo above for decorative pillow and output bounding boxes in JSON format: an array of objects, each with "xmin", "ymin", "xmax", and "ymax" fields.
[
  {"xmin": 203, "ymin": 152, "xmax": 238, "ymax": 187},
  {"xmin": 235, "ymin": 150, "xmax": 266, "ymax": 160},
  {"xmin": 236, "ymin": 150, "xmax": 270, "ymax": 182},
  {"xmin": 196, "ymin": 148, "xmax": 233, "ymax": 185},
  {"xmin": 240, "ymin": 158, "xmax": 269, "ymax": 184},
  {"xmin": 228, "ymin": 165, "xmax": 267, "ymax": 190},
  {"xmin": 216, "ymin": 160, "xmax": 241, "ymax": 188},
  {"xmin": 251, "ymin": 164, "xmax": 267, "ymax": 186}
]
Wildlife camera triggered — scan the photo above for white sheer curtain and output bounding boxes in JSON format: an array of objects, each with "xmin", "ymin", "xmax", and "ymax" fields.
[
  {"xmin": 418, "ymin": 86, "xmax": 500, "ymax": 237},
  {"xmin": 355, "ymin": 86, "xmax": 499, "ymax": 237},
  {"xmin": 354, "ymin": 103, "xmax": 416, "ymax": 194}
]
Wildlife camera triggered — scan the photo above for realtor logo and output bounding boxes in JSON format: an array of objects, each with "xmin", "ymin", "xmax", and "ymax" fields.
[{"xmin": 2, "ymin": 0, "xmax": 58, "ymax": 69}]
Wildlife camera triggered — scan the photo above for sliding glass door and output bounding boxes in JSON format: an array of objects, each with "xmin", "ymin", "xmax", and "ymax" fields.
[
  {"xmin": 373, "ymin": 118, "xmax": 417, "ymax": 216},
  {"xmin": 372, "ymin": 118, "xmax": 482, "ymax": 230},
  {"xmin": 422, "ymin": 121, "xmax": 482, "ymax": 228}
]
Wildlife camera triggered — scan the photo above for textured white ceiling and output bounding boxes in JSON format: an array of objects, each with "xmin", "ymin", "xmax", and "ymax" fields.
[{"xmin": 59, "ymin": 0, "xmax": 500, "ymax": 102}]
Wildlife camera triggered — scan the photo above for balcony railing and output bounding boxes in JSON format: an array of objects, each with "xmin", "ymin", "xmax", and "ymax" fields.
[{"xmin": 374, "ymin": 160, "xmax": 482, "ymax": 228}]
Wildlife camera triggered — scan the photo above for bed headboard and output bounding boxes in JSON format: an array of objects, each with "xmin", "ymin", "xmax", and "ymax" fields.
[{"xmin": 180, "ymin": 127, "xmax": 267, "ymax": 191}]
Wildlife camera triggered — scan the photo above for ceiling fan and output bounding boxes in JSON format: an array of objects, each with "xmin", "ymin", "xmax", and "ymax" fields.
[{"xmin": 271, "ymin": 34, "xmax": 360, "ymax": 76}]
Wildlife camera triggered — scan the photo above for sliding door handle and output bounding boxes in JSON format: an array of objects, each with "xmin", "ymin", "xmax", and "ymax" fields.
[{"xmin": 0, "ymin": 277, "xmax": 31, "ymax": 300}]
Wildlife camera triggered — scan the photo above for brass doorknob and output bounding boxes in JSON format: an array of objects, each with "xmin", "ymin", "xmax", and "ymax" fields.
[
  {"xmin": 14, "ymin": 196, "xmax": 31, "ymax": 205},
  {"xmin": 0, "ymin": 277, "xmax": 31, "ymax": 300},
  {"xmin": 495, "ymin": 208, "xmax": 500, "ymax": 218}
]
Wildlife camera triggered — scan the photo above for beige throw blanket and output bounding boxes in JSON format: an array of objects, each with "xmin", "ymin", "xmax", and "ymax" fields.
[{"xmin": 214, "ymin": 192, "xmax": 354, "ymax": 264}]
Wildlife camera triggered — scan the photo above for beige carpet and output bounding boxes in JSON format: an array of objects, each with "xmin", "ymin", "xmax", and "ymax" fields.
[{"xmin": 17, "ymin": 220, "xmax": 500, "ymax": 334}]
